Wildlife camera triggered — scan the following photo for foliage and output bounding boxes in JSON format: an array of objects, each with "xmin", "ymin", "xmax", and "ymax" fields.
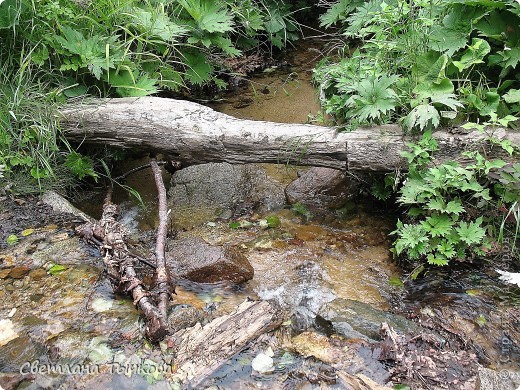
[
  {"xmin": 391, "ymin": 131, "xmax": 519, "ymax": 266},
  {"xmin": 0, "ymin": 0, "xmax": 301, "ymax": 192},
  {"xmin": 314, "ymin": 0, "xmax": 520, "ymax": 131}
]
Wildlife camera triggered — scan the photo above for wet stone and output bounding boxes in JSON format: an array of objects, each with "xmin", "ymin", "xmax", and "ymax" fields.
[
  {"xmin": 168, "ymin": 304, "xmax": 207, "ymax": 333},
  {"xmin": 29, "ymin": 268, "xmax": 47, "ymax": 281},
  {"xmin": 318, "ymin": 298, "xmax": 420, "ymax": 341},
  {"xmin": 166, "ymin": 237, "xmax": 254, "ymax": 284},
  {"xmin": 168, "ymin": 163, "xmax": 286, "ymax": 227},
  {"xmin": 8, "ymin": 266, "xmax": 31, "ymax": 279},
  {"xmin": 285, "ymin": 167, "xmax": 359, "ymax": 209}
]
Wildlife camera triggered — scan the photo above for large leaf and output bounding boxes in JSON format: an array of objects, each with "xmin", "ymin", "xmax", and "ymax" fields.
[
  {"xmin": 424, "ymin": 54, "xmax": 449, "ymax": 84},
  {"xmin": 178, "ymin": 0, "xmax": 234, "ymax": 33},
  {"xmin": 0, "ymin": 0, "xmax": 21, "ymax": 29},
  {"xmin": 108, "ymin": 69, "xmax": 158, "ymax": 97},
  {"xmin": 182, "ymin": 51, "xmax": 212, "ymax": 85},
  {"xmin": 456, "ymin": 217, "xmax": 486, "ymax": 245},
  {"xmin": 503, "ymin": 89, "xmax": 520, "ymax": 103},
  {"xmin": 453, "ymin": 38, "xmax": 491, "ymax": 72},
  {"xmin": 319, "ymin": 0, "xmax": 364, "ymax": 28},
  {"xmin": 402, "ymin": 104, "xmax": 440, "ymax": 131},
  {"xmin": 130, "ymin": 8, "xmax": 186, "ymax": 41}
]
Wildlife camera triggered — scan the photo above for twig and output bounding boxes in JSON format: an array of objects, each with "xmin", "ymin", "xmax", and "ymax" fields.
[
  {"xmin": 150, "ymin": 157, "xmax": 173, "ymax": 320},
  {"xmin": 114, "ymin": 161, "xmax": 166, "ymax": 181}
]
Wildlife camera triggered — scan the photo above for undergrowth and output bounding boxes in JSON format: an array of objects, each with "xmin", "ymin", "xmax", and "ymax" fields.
[
  {"xmin": 388, "ymin": 130, "xmax": 519, "ymax": 272},
  {"xmin": 0, "ymin": 0, "xmax": 302, "ymax": 193},
  {"xmin": 314, "ymin": 0, "xmax": 520, "ymax": 132}
]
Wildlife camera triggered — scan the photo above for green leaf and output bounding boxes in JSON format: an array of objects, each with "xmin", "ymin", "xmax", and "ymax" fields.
[
  {"xmin": 425, "ymin": 54, "xmax": 449, "ymax": 84},
  {"xmin": 429, "ymin": 27, "xmax": 468, "ymax": 56},
  {"xmin": 456, "ymin": 217, "xmax": 486, "ymax": 244},
  {"xmin": 437, "ymin": 240, "xmax": 456, "ymax": 259},
  {"xmin": 182, "ymin": 51, "xmax": 213, "ymax": 85},
  {"xmin": 499, "ymin": 47, "xmax": 520, "ymax": 70},
  {"xmin": 65, "ymin": 152, "xmax": 98, "ymax": 180},
  {"xmin": 503, "ymin": 89, "xmax": 520, "ymax": 104},
  {"xmin": 452, "ymin": 38, "xmax": 491, "ymax": 72},
  {"xmin": 427, "ymin": 198, "xmax": 445, "ymax": 212},
  {"xmin": 422, "ymin": 215, "xmax": 453, "ymax": 237},
  {"xmin": 178, "ymin": 0, "xmax": 234, "ymax": 33},
  {"xmin": 403, "ymin": 104, "xmax": 440, "ymax": 131},
  {"xmin": 108, "ymin": 69, "xmax": 158, "ymax": 97},
  {"xmin": 48, "ymin": 264, "xmax": 67, "ymax": 275},
  {"xmin": 445, "ymin": 199, "xmax": 465, "ymax": 215},
  {"xmin": 6, "ymin": 234, "xmax": 18, "ymax": 245},
  {"xmin": 130, "ymin": 8, "xmax": 187, "ymax": 41},
  {"xmin": 0, "ymin": 0, "xmax": 22, "ymax": 29},
  {"xmin": 427, "ymin": 253, "xmax": 449, "ymax": 266}
]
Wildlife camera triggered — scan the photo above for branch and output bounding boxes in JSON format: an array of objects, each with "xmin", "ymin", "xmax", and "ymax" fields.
[{"xmin": 150, "ymin": 158, "xmax": 172, "ymax": 320}]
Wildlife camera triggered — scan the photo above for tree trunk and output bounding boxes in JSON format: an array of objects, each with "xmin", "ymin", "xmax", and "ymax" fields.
[{"xmin": 60, "ymin": 97, "xmax": 519, "ymax": 172}]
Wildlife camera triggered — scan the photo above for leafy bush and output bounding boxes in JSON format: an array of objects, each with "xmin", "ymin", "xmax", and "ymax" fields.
[
  {"xmin": 314, "ymin": 0, "xmax": 520, "ymax": 131},
  {"xmin": 391, "ymin": 131, "xmax": 519, "ymax": 266}
]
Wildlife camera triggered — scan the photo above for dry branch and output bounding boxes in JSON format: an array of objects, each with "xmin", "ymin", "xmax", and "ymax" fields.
[
  {"xmin": 60, "ymin": 97, "xmax": 520, "ymax": 172},
  {"xmin": 150, "ymin": 157, "xmax": 172, "ymax": 320},
  {"xmin": 76, "ymin": 190, "xmax": 168, "ymax": 341}
]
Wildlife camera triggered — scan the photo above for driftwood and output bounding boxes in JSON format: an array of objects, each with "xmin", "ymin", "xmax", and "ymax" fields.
[
  {"xmin": 60, "ymin": 97, "xmax": 519, "ymax": 172},
  {"xmin": 170, "ymin": 299, "xmax": 282, "ymax": 387},
  {"xmin": 76, "ymin": 172, "xmax": 171, "ymax": 341}
]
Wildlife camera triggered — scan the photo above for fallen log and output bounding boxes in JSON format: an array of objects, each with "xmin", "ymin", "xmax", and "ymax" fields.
[
  {"xmin": 60, "ymin": 97, "xmax": 519, "ymax": 172},
  {"xmin": 170, "ymin": 299, "xmax": 282, "ymax": 387}
]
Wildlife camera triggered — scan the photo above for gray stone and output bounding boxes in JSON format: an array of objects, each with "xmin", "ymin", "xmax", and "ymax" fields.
[
  {"xmin": 166, "ymin": 237, "xmax": 254, "ymax": 283},
  {"xmin": 285, "ymin": 167, "xmax": 358, "ymax": 209},
  {"xmin": 477, "ymin": 367, "xmax": 520, "ymax": 390},
  {"xmin": 41, "ymin": 190, "xmax": 94, "ymax": 223},
  {"xmin": 318, "ymin": 298, "xmax": 420, "ymax": 341},
  {"xmin": 168, "ymin": 163, "xmax": 286, "ymax": 226},
  {"xmin": 168, "ymin": 305, "xmax": 206, "ymax": 333}
]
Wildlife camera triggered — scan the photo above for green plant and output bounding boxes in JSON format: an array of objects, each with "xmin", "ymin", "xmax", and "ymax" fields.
[
  {"xmin": 315, "ymin": 0, "xmax": 520, "ymax": 132},
  {"xmin": 391, "ymin": 131, "xmax": 519, "ymax": 266}
]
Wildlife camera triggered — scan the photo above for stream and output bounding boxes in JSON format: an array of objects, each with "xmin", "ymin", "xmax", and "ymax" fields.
[{"xmin": 1, "ymin": 39, "xmax": 519, "ymax": 389}]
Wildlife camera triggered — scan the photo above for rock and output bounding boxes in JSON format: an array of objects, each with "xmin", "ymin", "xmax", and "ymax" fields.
[
  {"xmin": 8, "ymin": 266, "xmax": 31, "ymax": 279},
  {"xmin": 477, "ymin": 367, "xmax": 520, "ymax": 390},
  {"xmin": 168, "ymin": 163, "xmax": 286, "ymax": 226},
  {"xmin": 285, "ymin": 167, "xmax": 359, "ymax": 209},
  {"xmin": 0, "ymin": 319, "xmax": 19, "ymax": 346},
  {"xmin": 318, "ymin": 298, "xmax": 420, "ymax": 341},
  {"xmin": 291, "ymin": 331, "xmax": 391, "ymax": 385},
  {"xmin": 251, "ymin": 351, "xmax": 274, "ymax": 373},
  {"xmin": 41, "ymin": 190, "xmax": 94, "ymax": 223},
  {"xmin": 168, "ymin": 305, "xmax": 206, "ymax": 333},
  {"xmin": 166, "ymin": 237, "xmax": 254, "ymax": 283}
]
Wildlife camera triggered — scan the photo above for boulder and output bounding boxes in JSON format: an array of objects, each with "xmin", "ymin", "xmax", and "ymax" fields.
[
  {"xmin": 166, "ymin": 237, "xmax": 254, "ymax": 283},
  {"xmin": 285, "ymin": 167, "xmax": 358, "ymax": 209},
  {"xmin": 318, "ymin": 298, "xmax": 420, "ymax": 341},
  {"xmin": 168, "ymin": 163, "xmax": 286, "ymax": 226}
]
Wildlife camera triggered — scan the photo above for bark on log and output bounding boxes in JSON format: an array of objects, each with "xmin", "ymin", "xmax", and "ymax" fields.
[
  {"xmin": 170, "ymin": 299, "xmax": 282, "ymax": 387},
  {"xmin": 60, "ymin": 97, "xmax": 520, "ymax": 172}
]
